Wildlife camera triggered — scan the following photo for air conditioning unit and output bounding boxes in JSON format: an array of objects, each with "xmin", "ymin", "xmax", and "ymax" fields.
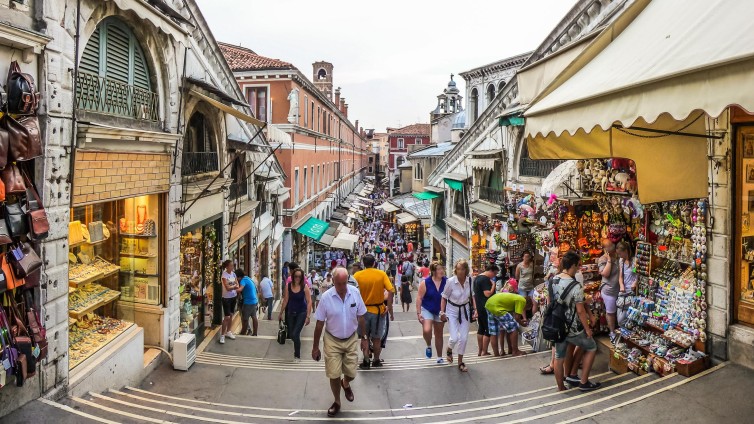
[{"xmin": 173, "ymin": 333, "xmax": 196, "ymax": 371}]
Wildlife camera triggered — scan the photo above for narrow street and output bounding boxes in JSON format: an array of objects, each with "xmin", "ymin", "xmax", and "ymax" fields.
[{"xmin": 7, "ymin": 310, "xmax": 752, "ymax": 423}]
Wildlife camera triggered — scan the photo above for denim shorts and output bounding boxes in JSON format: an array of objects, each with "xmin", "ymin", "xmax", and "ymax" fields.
[
  {"xmin": 420, "ymin": 307, "xmax": 442, "ymax": 323},
  {"xmin": 359, "ymin": 312, "xmax": 387, "ymax": 339},
  {"xmin": 554, "ymin": 330, "xmax": 597, "ymax": 359},
  {"xmin": 487, "ymin": 312, "xmax": 518, "ymax": 335}
]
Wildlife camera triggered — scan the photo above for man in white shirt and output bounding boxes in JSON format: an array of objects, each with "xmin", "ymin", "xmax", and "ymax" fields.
[{"xmin": 312, "ymin": 267, "xmax": 367, "ymax": 417}]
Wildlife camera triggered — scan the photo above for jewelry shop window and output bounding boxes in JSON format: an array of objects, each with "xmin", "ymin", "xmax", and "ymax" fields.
[
  {"xmin": 737, "ymin": 127, "xmax": 754, "ymax": 326},
  {"xmin": 68, "ymin": 194, "xmax": 163, "ymax": 369}
]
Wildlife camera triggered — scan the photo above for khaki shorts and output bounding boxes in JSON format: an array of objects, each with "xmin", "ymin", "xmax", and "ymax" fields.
[{"xmin": 324, "ymin": 331, "xmax": 359, "ymax": 380}]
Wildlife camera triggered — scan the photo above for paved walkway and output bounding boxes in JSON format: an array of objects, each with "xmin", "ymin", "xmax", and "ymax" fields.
[{"xmin": 5, "ymin": 310, "xmax": 753, "ymax": 423}]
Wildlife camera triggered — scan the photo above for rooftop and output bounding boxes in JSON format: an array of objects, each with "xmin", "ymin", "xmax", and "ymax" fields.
[
  {"xmin": 458, "ymin": 52, "xmax": 532, "ymax": 80},
  {"xmin": 388, "ymin": 193, "xmax": 431, "ymax": 219},
  {"xmin": 408, "ymin": 142, "xmax": 455, "ymax": 159},
  {"xmin": 389, "ymin": 123, "xmax": 431, "ymax": 137},
  {"xmin": 218, "ymin": 42, "xmax": 296, "ymax": 72}
]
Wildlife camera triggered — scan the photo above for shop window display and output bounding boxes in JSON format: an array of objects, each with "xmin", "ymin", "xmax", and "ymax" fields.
[
  {"xmin": 736, "ymin": 128, "xmax": 754, "ymax": 325},
  {"xmin": 68, "ymin": 194, "xmax": 163, "ymax": 369},
  {"xmin": 180, "ymin": 223, "xmax": 220, "ymax": 339}
]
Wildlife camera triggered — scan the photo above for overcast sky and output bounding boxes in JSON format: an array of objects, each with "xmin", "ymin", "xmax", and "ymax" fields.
[{"xmin": 196, "ymin": 0, "xmax": 577, "ymax": 132}]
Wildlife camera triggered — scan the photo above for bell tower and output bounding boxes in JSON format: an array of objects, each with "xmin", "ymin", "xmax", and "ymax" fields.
[{"xmin": 313, "ymin": 61, "xmax": 334, "ymax": 100}]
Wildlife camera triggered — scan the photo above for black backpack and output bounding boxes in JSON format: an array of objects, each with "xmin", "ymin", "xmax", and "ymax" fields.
[{"xmin": 541, "ymin": 278, "xmax": 580, "ymax": 343}]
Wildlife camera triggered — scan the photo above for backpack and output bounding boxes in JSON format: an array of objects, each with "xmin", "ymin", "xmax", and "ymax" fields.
[
  {"xmin": 6, "ymin": 61, "xmax": 39, "ymax": 115},
  {"xmin": 403, "ymin": 261, "xmax": 414, "ymax": 276},
  {"xmin": 541, "ymin": 277, "xmax": 580, "ymax": 343}
]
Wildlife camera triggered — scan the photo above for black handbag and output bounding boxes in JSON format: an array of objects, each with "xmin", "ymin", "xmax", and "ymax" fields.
[
  {"xmin": 0, "ymin": 212, "xmax": 11, "ymax": 245},
  {"xmin": 467, "ymin": 277, "xmax": 477, "ymax": 323},
  {"xmin": 277, "ymin": 321, "xmax": 287, "ymax": 345},
  {"xmin": 5, "ymin": 202, "xmax": 27, "ymax": 238}
]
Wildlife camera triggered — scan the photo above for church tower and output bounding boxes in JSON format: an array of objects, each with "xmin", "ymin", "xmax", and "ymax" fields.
[
  {"xmin": 313, "ymin": 61, "xmax": 334, "ymax": 100},
  {"xmin": 431, "ymin": 74, "xmax": 463, "ymax": 121}
]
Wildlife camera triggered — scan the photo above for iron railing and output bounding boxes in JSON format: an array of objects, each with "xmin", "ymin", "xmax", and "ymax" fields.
[
  {"xmin": 76, "ymin": 71, "xmax": 159, "ymax": 121},
  {"xmin": 229, "ymin": 181, "xmax": 249, "ymax": 201},
  {"xmin": 182, "ymin": 151, "xmax": 218, "ymax": 176},
  {"xmin": 519, "ymin": 158, "xmax": 564, "ymax": 178},
  {"xmin": 478, "ymin": 186, "xmax": 505, "ymax": 204}
]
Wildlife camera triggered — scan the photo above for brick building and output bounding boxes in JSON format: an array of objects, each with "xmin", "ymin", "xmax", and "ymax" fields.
[
  {"xmin": 220, "ymin": 44, "xmax": 371, "ymax": 267},
  {"xmin": 387, "ymin": 123, "xmax": 431, "ymax": 193}
]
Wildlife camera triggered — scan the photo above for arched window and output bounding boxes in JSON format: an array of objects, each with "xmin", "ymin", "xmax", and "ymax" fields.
[
  {"xmin": 498, "ymin": 80, "xmax": 506, "ymax": 93},
  {"xmin": 78, "ymin": 17, "xmax": 157, "ymax": 121},
  {"xmin": 182, "ymin": 112, "xmax": 218, "ymax": 175},
  {"xmin": 318, "ymin": 68, "xmax": 327, "ymax": 80},
  {"xmin": 486, "ymin": 84, "xmax": 496, "ymax": 104},
  {"xmin": 470, "ymin": 88, "xmax": 479, "ymax": 122},
  {"xmin": 229, "ymin": 156, "xmax": 248, "ymax": 200}
]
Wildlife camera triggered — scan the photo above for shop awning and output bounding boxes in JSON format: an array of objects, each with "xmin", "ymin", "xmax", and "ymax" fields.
[
  {"xmin": 331, "ymin": 233, "xmax": 359, "ymax": 251},
  {"xmin": 526, "ymin": 0, "xmax": 754, "ymax": 137},
  {"xmin": 271, "ymin": 222, "xmax": 285, "ymax": 250},
  {"xmin": 189, "ymin": 90, "xmax": 265, "ymax": 127},
  {"xmin": 443, "ymin": 178, "xmax": 465, "ymax": 192},
  {"xmin": 424, "ymin": 186, "xmax": 444, "ymax": 194},
  {"xmin": 378, "ymin": 202, "xmax": 400, "ymax": 213},
  {"xmin": 319, "ymin": 234, "xmax": 335, "ymax": 247},
  {"xmin": 465, "ymin": 158, "xmax": 496, "ymax": 171},
  {"xmin": 413, "ymin": 191, "xmax": 441, "ymax": 200},
  {"xmin": 347, "ymin": 212, "xmax": 357, "ymax": 219},
  {"xmin": 331, "ymin": 211, "xmax": 346, "ymax": 222},
  {"xmin": 397, "ymin": 212, "xmax": 418, "ymax": 225},
  {"xmin": 265, "ymin": 125, "xmax": 292, "ymax": 145},
  {"xmin": 469, "ymin": 201, "xmax": 503, "ymax": 217},
  {"xmin": 428, "ymin": 225, "xmax": 446, "ymax": 245},
  {"xmin": 538, "ymin": 160, "xmax": 578, "ymax": 198},
  {"xmin": 295, "ymin": 216, "xmax": 328, "ymax": 241},
  {"xmin": 499, "ymin": 115, "xmax": 525, "ymax": 127}
]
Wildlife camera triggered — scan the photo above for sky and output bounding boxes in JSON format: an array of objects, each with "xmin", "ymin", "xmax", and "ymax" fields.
[{"xmin": 196, "ymin": 0, "xmax": 578, "ymax": 132}]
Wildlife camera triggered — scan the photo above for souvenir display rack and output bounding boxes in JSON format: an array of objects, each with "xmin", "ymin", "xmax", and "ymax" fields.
[
  {"xmin": 68, "ymin": 283, "xmax": 121, "ymax": 319},
  {"xmin": 69, "ymin": 314, "xmax": 134, "ymax": 369}
]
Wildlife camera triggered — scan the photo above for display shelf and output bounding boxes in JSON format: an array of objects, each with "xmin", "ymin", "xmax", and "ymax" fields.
[
  {"xmin": 69, "ymin": 291, "xmax": 121, "ymax": 319},
  {"xmin": 69, "ymin": 239, "xmax": 86, "ymax": 249},
  {"xmin": 119, "ymin": 271, "xmax": 160, "ymax": 278},
  {"xmin": 120, "ymin": 233, "xmax": 158, "ymax": 238},
  {"xmin": 85, "ymin": 238, "xmax": 110, "ymax": 246},
  {"xmin": 119, "ymin": 252, "xmax": 157, "ymax": 259},
  {"xmin": 69, "ymin": 319, "xmax": 135, "ymax": 370},
  {"xmin": 68, "ymin": 268, "xmax": 119, "ymax": 288}
]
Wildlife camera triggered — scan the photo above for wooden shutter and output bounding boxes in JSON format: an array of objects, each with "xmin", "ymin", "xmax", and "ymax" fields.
[
  {"xmin": 132, "ymin": 44, "xmax": 151, "ymax": 90},
  {"xmin": 103, "ymin": 23, "xmax": 131, "ymax": 84},
  {"xmin": 80, "ymin": 27, "xmax": 101, "ymax": 75}
]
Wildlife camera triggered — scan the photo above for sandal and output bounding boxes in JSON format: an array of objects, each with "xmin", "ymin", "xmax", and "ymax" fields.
[
  {"xmin": 539, "ymin": 364, "xmax": 555, "ymax": 375},
  {"xmin": 327, "ymin": 402, "xmax": 341, "ymax": 417},
  {"xmin": 341, "ymin": 379, "xmax": 354, "ymax": 402},
  {"xmin": 458, "ymin": 362, "xmax": 468, "ymax": 372},
  {"xmin": 446, "ymin": 348, "xmax": 453, "ymax": 363}
]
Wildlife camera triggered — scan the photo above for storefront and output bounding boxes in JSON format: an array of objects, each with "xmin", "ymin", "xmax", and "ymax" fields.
[
  {"xmin": 69, "ymin": 150, "xmax": 173, "ymax": 378},
  {"xmin": 734, "ymin": 116, "xmax": 754, "ymax": 327},
  {"xmin": 228, "ymin": 212, "xmax": 252, "ymax": 275},
  {"xmin": 179, "ymin": 218, "xmax": 222, "ymax": 342}
]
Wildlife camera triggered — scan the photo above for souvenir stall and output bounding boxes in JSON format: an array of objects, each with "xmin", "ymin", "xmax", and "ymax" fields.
[
  {"xmin": 540, "ymin": 157, "xmax": 709, "ymax": 377},
  {"xmin": 179, "ymin": 220, "xmax": 221, "ymax": 342}
]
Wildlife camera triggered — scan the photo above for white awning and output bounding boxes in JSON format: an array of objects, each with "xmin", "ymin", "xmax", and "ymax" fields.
[
  {"xmin": 271, "ymin": 222, "xmax": 285, "ymax": 250},
  {"xmin": 397, "ymin": 212, "xmax": 418, "ymax": 225},
  {"xmin": 347, "ymin": 212, "xmax": 357, "ymax": 219},
  {"xmin": 265, "ymin": 124, "xmax": 292, "ymax": 145},
  {"xmin": 378, "ymin": 202, "xmax": 400, "ymax": 213},
  {"xmin": 189, "ymin": 90, "xmax": 265, "ymax": 127},
  {"xmin": 319, "ymin": 233, "xmax": 335, "ymax": 246},
  {"xmin": 525, "ymin": 0, "xmax": 754, "ymax": 137},
  {"xmin": 537, "ymin": 160, "xmax": 578, "ymax": 198},
  {"xmin": 331, "ymin": 233, "xmax": 359, "ymax": 251},
  {"xmin": 465, "ymin": 158, "xmax": 496, "ymax": 171}
]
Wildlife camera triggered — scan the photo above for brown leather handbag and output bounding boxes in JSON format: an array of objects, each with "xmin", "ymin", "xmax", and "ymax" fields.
[
  {"xmin": 23, "ymin": 174, "xmax": 48, "ymax": 240},
  {"xmin": 0, "ymin": 127, "xmax": 8, "ymax": 170},
  {"xmin": 1, "ymin": 114, "xmax": 42, "ymax": 162},
  {"xmin": 1, "ymin": 163, "xmax": 25, "ymax": 194},
  {"xmin": 9, "ymin": 242, "xmax": 42, "ymax": 279},
  {"xmin": 0, "ymin": 254, "xmax": 23, "ymax": 290}
]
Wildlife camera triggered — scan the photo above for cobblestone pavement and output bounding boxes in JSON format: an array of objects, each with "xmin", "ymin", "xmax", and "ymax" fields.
[{"xmin": 5, "ymin": 310, "xmax": 752, "ymax": 423}]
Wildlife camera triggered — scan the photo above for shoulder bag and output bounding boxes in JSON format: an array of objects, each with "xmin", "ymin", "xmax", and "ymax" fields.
[
  {"xmin": 9, "ymin": 242, "xmax": 42, "ymax": 279},
  {"xmin": 2, "ymin": 163, "xmax": 25, "ymax": 195},
  {"xmin": 7, "ymin": 294, "xmax": 35, "ymax": 378},
  {"xmin": 1, "ymin": 253, "xmax": 23, "ymax": 290},
  {"xmin": 6, "ymin": 60, "xmax": 39, "ymax": 115},
  {"xmin": 467, "ymin": 276, "xmax": 477, "ymax": 323},
  {"xmin": 0, "ymin": 306, "xmax": 19, "ymax": 384},
  {"xmin": 5, "ymin": 202, "xmax": 28, "ymax": 238},
  {"xmin": 24, "ymin": 290, "xmax": 46, "ymax": 360},
  {"xmin": 24, "ymin": 173, "xmax": 49, "ymax": 240},
  {"xmin": 0, "ymin": 208, "xmax": 12, "ymax": 246},
  {"xmin": 1, "ymin": 115, "xmax": 42, "ymax": 162}
]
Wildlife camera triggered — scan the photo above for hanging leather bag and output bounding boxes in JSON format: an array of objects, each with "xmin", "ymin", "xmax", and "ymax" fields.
[
  {"xmin": 23, "ymin": 173, "xmax": 48, "ymax": 241},
  {"xmin": 0, "ymin": 301, "xmax": 26, "ymax": 386},
  {"xmin": 5, "ymin": 202, "xmax": 28, "ymax": 238},
  {"xmin": 6, "ymin": 60, "xmax": 39, "ymax": 115},
  {"xmin": 9, "ymin": 242, "xmax": 42, "ymax": 279},
  {"xmin": 0, "ymin": 127, "xmax": 8, "ymax": 171},
  {"xmin": 0, "ymin": 208, "xmax": 12, "ymax": 246},
  {"xmin": 1, "ymin": 115, "xmax": 42, "ymax": 162},
  {"xmin": 7, "ymin": 296, "xmax": 35, "ymax": 378},
  {"xmin": 24, "ymin": 291, "xmax": 46, "ymax": 360},
  {"xmin": 1, "ymin": 163, "xmax": 25, "ymax": 194}
]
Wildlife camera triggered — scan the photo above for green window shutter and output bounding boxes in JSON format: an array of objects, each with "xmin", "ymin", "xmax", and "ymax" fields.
[
  {"xmin": 80, "ymin": 27, "xmax": 101, "ymax": 75},
  {"xmin": 132, "ymin": 44, "xmax": 151, "ymax": 90},
  {"xmin": 104, "ymin": 23, "xmax": 131, "ymax": 84}
]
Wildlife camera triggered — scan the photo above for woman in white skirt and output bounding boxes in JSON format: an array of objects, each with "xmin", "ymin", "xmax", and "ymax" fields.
[{"xmin": 440, "ymin": 259, "xmax": 477, "ymax": 372}]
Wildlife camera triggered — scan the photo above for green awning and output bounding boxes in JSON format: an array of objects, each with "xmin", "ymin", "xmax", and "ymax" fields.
[
  {"xmin": 296, "ymin": 217, "xmax": 328, "ymax": 241},
  {"xmin": 413, "ymin": 191, "xmax": 441, "ymax": 200},
  {"xmin": 444, "ymin": 178, "xmax": 464, "ymax": 191},
  {"xmin": 499, "ymin": 115, "xmax": 525, "ymax": 127}
]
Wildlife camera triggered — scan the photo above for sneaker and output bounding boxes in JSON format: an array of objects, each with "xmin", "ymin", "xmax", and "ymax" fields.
[
  {"xmin": 219, "ymin": 335, "xmax": 225, "ymax": 344},
  {"xmin": 226, "ymin": 331, "xmax": 236, "ymax": 340},
  {"xmin": 436, "ymin": 358, "xmax": 445, "ymax": 364},
  {"xmin": 579, "ymin": 381, "xmax": 601, "ymax": 391},
  {"xmin": 294, "ymin": 357, "xmax": 301, "ymax": 363},
  {"xmin": 359, "ymin": 360, "xmax": 371, "ymax": 370},
  {"xmin": 565, "ymin": 375, "xmax": 581, "ymax": 386},
  {"xmin": 371, "ymin": 360, "xmax": 383, "ymax": 368},
  {"xmin": 425, "ymin": 347, "xmax": 432, "ymax": 359}
]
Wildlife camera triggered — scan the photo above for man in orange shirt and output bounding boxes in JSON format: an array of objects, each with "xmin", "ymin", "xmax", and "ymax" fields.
[{"xmin": 354, "ymin": 254, "xmax": 394, "ymax": 369}]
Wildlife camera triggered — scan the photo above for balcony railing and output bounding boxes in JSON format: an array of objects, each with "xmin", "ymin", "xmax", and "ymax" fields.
[
  {"xmin": 478, "ymin": 186, "xmax": 505, "ymax": 204},
  {"xmin": 182, "ymin": 151, "xmax": 218, "ymax": 176},
  {"xmin": 519, "ymin": 158, "xmax": 564, "ymax": 178},
  {"xmin": 229, "ymin": 181, "xmax": 249, "ymax": 201},
  {"xmin": 76, "ymin": 71, "xmax": 159, "ymax": 122}
]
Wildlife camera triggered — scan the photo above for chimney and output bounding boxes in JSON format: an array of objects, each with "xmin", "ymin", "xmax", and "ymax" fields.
[
  {"xmin": 355, "ymin": 120, "xmax": 359, "ymax": 132},
  {"xmin": 340, "ymin": 97, "xmax": 346, "ymax": 113},
  {"xmin": 360, "ymin": 127, "xmax": 365, "ymax": 138},
  {"xmin": 344, "ymin": 104, "xmax": 349, "ymax": 119},
  {"xmin": 334, "ymin": 87, "xmax": 341, "ymax": 108}
]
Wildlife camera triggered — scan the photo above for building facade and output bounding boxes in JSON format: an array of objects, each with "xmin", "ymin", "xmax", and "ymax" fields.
[
  {"xmin": 220, "ymin": 44, "xmax": 370, "ymax": 269},
  {"xmin": 387, "ymin": 123, "xmax": 430, "ymax": 194}
]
